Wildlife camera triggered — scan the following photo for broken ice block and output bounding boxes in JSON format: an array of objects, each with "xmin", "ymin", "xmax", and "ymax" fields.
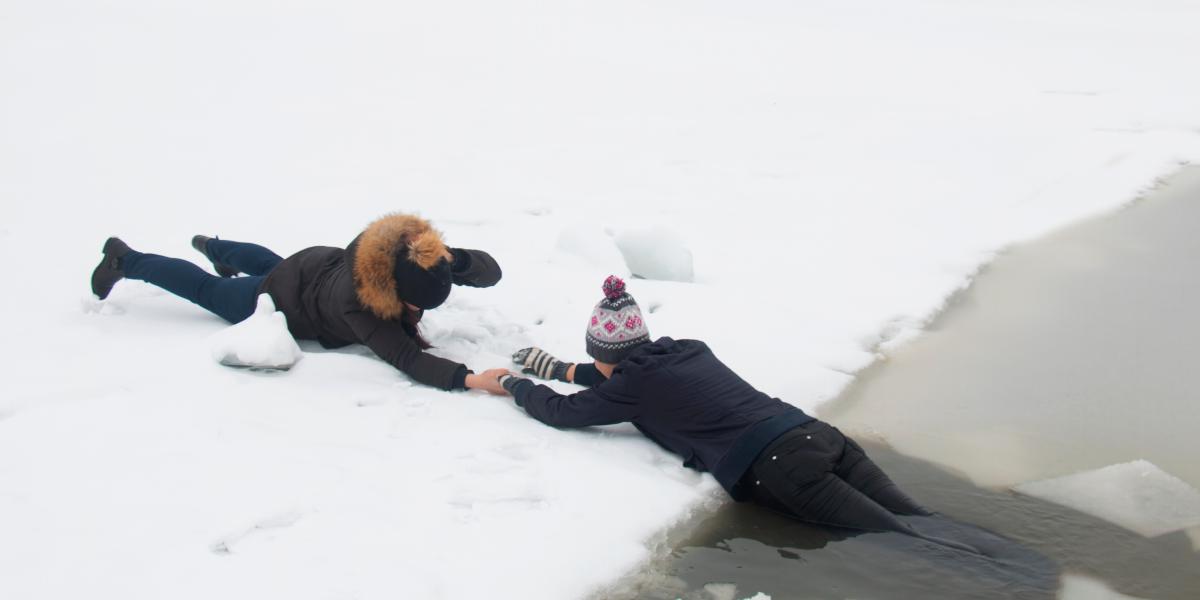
[{"xmin": 1013, "ymin": 460, "xmax": 1200, "ymax": 537}]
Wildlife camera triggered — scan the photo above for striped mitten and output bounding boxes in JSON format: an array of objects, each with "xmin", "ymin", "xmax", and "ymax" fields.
[{"xmin": 512, "ymin": 347, "xmax": 572, "ymax": 382}]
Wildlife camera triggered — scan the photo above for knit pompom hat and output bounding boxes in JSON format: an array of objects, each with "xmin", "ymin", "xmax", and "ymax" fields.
[{"xmin": 586, "ymin": 275, "xmax": 651, "ymax": 364}]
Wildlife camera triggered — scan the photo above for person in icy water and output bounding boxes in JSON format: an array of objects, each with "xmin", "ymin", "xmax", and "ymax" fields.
[
  {"xmin": 90, "ymin": 213, "xmax": 511, "ymax": 392},
  {"xmin": 492, "ymin": 275, "xmax": 942, "ymax": 536}
]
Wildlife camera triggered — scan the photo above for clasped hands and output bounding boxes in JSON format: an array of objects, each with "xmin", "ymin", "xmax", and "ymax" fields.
[{"xmin": 468, "ymin": 347, "xmax": 571, "ymax": 396}]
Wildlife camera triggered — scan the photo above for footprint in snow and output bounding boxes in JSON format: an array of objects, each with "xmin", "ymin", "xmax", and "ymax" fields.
[
  {"xmin": 210, "ymin": 510, "xmax": 304, "ymax": 555},
  {"xmin": 352, "ymin": 393, "xmax": 389, "ymax": 408},
  {"xmin": 399, "ymin": 395, "xmax": 431, "ymax": 418},
  {"xmin": 446, "ymin": 440, "xmax": 549, "ymax": 520},
  {"xmin": 80, "ymin": 297, "xmax": 125, "ymax": 316},
  {"xmin": 448, "ymin": 495, "xmax": 549, "ymax": 523}
]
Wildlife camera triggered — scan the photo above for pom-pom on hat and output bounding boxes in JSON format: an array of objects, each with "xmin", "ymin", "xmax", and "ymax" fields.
[{"xmin": 586, "ymin": 275, "xmax": 651, "ymax": 364}]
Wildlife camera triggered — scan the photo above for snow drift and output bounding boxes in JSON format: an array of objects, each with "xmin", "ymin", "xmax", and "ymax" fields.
[{"xmin": 209, "ymin": 294, "xmax": 303, "ymax": 370}]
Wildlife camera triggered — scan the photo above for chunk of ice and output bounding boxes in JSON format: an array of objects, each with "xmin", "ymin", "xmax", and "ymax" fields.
[
  {"xmin": 703, "ymin": 583, "xmax": 737, "ymax": 600},
  {"xmin": 1013, "ymin": 460, "xmax": 1200, "ymax": 537},
  {"xmin": 1058, "ymin": 574, "xmax": 1147, "ymax": 600},
  {"xmin": 209, "ymin": 294, "xmax": 303, "ymax": 370},
  {"xmin": 614, "ymin": 226, "xmax": 694, "ymax": 282},
  {"xmin": 554, "ymin": 222, "xmax": 629, "ymax": 273}
]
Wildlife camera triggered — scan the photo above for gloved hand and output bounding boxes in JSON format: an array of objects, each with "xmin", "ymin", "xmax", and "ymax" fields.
[
  {"xmin": 448, "ymin": 248, "xmax": 502, "ymax": 288},
  {"xmin": 512, "ymin": 347, "xmax": 572, "ymax": 382},
  {"xmin": 497, "ymin": 373, "xmax": 528, "ymax": 396},
  {"xmin": 449, "ymin": 248, "xmax": 472, "ymax": 273}
]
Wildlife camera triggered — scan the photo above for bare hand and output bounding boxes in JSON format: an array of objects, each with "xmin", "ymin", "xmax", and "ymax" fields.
[{"xmin": 466, "ymin": 368, "xmax": 517, "ymax": 396}]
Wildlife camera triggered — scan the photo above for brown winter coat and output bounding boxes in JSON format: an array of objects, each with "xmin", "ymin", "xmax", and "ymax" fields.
[{"xmin": 258, "ymin": 214, "xmax": 502, "ymax": 390}]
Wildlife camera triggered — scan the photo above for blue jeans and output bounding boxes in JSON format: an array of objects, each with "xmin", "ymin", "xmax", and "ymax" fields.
[{"xmin": 121, "ymin": 239, "xmax": 284, "ymax": 323}]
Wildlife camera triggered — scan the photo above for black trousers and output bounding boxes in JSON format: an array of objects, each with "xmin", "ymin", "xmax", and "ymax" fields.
[{"xmin": 743, "ymin": 420, "xmax": 932, "ymax": 534}]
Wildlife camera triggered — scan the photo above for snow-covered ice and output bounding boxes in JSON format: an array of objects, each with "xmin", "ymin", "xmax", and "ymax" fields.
[
  {"xmin": 1014, "ymin": 461, "xmax": 1200, "ymax": 537},
  {"xmin": 615, "ymin": 226, "xmax": 695, "ymax": 283},
  {"xmin": 4, "ymin": 0, "xmax": 1200, "ymax": 598},
  {"xmin": 209, "ymin": 294, "xmax": 303, "ymax": 370},
  {"xmin": 554, "ymin": 222, "xmax": 630, "ymax": 275}
]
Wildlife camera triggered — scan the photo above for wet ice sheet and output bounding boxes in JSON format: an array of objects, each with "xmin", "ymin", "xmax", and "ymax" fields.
[{"xmin": 1014, "ymin": 461, "xmax": 1200, "ymax": 538}]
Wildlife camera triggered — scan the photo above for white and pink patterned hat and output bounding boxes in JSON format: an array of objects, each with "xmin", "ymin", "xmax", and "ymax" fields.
[{"xmin": 586, "ymin": 275, "xmax": 651, "ymax": 364}]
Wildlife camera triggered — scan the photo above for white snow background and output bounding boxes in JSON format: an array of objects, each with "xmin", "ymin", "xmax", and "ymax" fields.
[{"xmin": 3, "ymin": 1, "xmax": 1200, "ymax": 598}]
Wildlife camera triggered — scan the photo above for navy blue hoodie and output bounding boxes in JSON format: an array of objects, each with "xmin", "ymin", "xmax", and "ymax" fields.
[{"xmin": 507, "ymin": 337, "xmax": 814, "ymax": 499}]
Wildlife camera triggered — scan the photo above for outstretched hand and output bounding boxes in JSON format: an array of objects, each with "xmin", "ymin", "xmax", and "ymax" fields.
[
  {"xmin": 467, "ymin": 368, "xmax": 517, "ymax": 396},
  {"xmin": 512, "ymin": 347, "xmax": 572, "ymax": 381}
]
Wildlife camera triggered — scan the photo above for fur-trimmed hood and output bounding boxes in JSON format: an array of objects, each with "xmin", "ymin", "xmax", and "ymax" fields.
[{"xmin": 345, "ymin": 213, "xmax": 452, "ymax": 319}]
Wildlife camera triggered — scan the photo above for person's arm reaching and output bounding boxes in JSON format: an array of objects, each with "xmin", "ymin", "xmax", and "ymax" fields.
[
  {"xmin": 497, "ymin": 373, "xmax": 638, "ymax": 428},
  {"xmin": 448, "ymin": 248, "xmax": 502, "ymax": 288},
  {"xmin": 511, "ymin": 347, "xmax": 608, "ymax": 388},
  {"xmin": 569, "ymin": 363, "xmax": 607, "ymax": 387},
  {"xmin": 345, "ymin": 310, "xmax": 500, "ymax": 393}
]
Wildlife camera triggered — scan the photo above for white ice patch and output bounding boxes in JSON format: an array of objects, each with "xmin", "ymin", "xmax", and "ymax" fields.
[
  {"xmin": 614, "ymin": 226, "xmax": 694, "ymax": 283},
  {"xmin": 554, "ymin": 222, "xmax": 630, "ymax": 273},
  {"xmin": 208, "ymin": 294, "xmax": 303, "ymax": 370},
  {"xmin": 1013, "ymin": 460, "xmax": 1200, "ymax": 537},
  {"xmin": 1058, "ymin": 574, "xmax": 1148, "ymax": 600},
  {"xmin": 703, "ymin": 583, "xmax": 738, "ymax": 600}
]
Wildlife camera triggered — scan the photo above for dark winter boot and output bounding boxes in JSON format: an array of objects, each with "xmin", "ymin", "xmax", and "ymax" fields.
[
  {"xmin": 91, "ymin": 237, "xmax": 131, "ymax": 300},
  {"xmin": 191, "ymin": 235, "xmax": 239, "ymax": 278}
]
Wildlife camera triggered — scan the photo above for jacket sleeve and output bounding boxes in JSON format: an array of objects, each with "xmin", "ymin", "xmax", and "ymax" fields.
[
  {"xmin": 571, "ymin": 363, "xmax": 607, "ymax": 388},
  {"xmin": 343, "ymin": 309, "xmax": 467, "ymax": 391},
  {"xmin": 509, "ymin": 375, "xmax": 640, "ymax": 428},
  {"xmin": 448, "ymin": 248, "xmax": 502, "ymax": 288}
]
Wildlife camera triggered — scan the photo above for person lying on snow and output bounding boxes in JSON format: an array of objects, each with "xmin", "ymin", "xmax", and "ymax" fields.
[
  {"xmin": 492, "ymin": 275, "xmax": 941, "ymax": 536},
  {"xmin": 91, "ymin": 213, "xmax": 511, "ymax": 392}
]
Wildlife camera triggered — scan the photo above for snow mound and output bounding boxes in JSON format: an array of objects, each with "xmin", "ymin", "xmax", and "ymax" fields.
[
  {"xmin": 614, "ymin": 226, "xmax": 694, "ymax": 283},
  {"xmin": 1013, "ymin": 460, "xmax": 1200, "ymax": 537},
  {"xmin": 554, "ymin": 222, "xmax": 629, "ymax": 273},
  {"xmin": 208, "ymin": 294, "xmax": 303, "ymax": 370}
]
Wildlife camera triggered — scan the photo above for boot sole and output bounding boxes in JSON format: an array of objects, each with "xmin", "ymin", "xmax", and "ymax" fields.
[{"xmin": 91, "ymin": 247, "xmax": 123, "ymax": 299}]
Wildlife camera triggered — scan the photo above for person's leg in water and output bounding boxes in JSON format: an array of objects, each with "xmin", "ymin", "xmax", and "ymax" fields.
[
  {"xmin": 746, "ymin": 422, "xmax": 980, "ymax": 553},
  {"xmin": 834, "ymin": 431, "xmax": 934, "ymax": 516},
  {"xmin": 193, "ymin": 237, "xmax": 284, "ymax": 277},
  {"xmin": 746, "ymin": 423, "xmax": 918, "ymax": 534},
  {"xmin": 93, "ymin": 238, "xmax": 265, "ymax": 323}
]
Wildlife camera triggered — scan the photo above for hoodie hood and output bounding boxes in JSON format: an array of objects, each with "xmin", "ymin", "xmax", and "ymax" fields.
[{"xmin": 345, "ymin": 213, "xmax": 453, "ymax": 319}]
